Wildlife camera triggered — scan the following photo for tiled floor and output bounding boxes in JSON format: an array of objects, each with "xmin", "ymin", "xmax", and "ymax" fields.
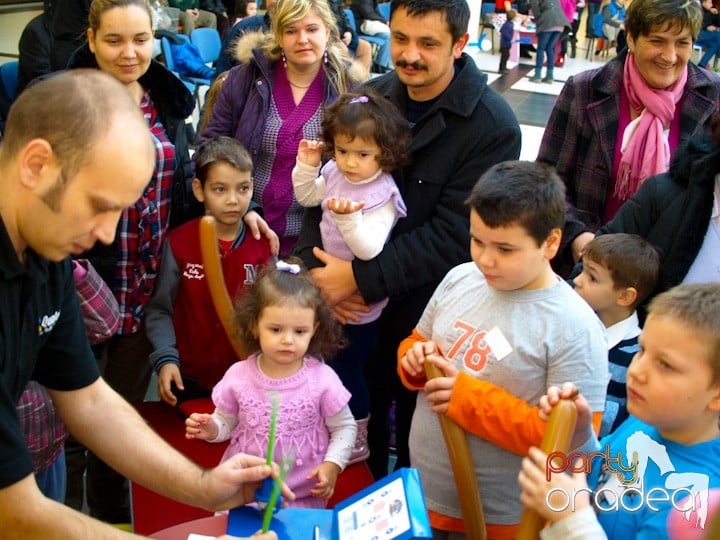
[{"xmin": 468, "ymin": 40, "xmax": 612, "ymax": 160}]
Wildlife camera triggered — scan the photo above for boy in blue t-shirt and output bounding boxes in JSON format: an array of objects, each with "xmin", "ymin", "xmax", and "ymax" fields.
[
  {"xmin": 499, "ymin": 9, "xmax": 517, "ymax": 74},
  {"xmin": 573, "ymin": 233, "xmax": 660, "ymax": 436},
  {"xmin": 519, "ymin": 283, "xmax": 720, "ymax": 540}
]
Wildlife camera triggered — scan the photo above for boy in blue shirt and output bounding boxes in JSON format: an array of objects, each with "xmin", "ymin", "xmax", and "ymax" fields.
[
  {"xmin": 519, "ymin": 283, "xmax": 720, "ymax": 540},
  {"xmin": 499, "ymin": 9, "xmax": 517, "ymax": 74}
]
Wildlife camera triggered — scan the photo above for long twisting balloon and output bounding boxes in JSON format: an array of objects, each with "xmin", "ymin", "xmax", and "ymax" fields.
[
  {"xmin": 424, "ymin": 362, "xmax": 487, "ymax": 540},
  {"xmin": 516, "ymin": 392, "xmax": 578, "ymax": 540},
  {"xmin": 199, "ymin": 215, "xmax": 247, "ymax": 360}
]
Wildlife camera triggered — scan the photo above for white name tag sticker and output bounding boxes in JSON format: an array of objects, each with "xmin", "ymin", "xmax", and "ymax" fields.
[{"xmin": 484, "ymin": 326, "xmax": 513, "ymax": 361}]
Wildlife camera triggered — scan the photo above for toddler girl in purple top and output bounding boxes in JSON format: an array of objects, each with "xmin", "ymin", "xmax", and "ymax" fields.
[
  {"xmin": 291, "ymin": 89, "xmax": 410, "ymax": 462},
  {"xmin": 185, "ymin": 258, "xmax": 356, "ymax": 508}
]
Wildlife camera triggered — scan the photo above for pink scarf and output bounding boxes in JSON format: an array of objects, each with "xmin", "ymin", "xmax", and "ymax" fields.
[{"xmin": 617, "ymin": 53, "xmax": 687, "ymax": 199}]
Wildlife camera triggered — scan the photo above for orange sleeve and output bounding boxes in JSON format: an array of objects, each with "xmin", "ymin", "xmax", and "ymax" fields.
[
  {"xmin": 397, "ymin": 328, "xmax": 428, "ymax": 391},
  {"xmin": 446, "ymin": 373, "xmax": 547, "ymax": 456},
  {"xmin": 446, "ymin": 374, "xmax": 606, "ymax": 456}
]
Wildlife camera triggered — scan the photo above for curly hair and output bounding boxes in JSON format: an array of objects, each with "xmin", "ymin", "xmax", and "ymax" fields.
[
  {"xmin": 233, "ymin": 256, "xmax": 345, "ymax": 360},
  {"xmin": 320, "ymin": 88, "xmax": 411, "ymax": 172}
]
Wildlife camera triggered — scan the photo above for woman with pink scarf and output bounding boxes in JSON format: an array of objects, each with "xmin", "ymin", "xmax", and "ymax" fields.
[{"xmin": 537, "ymin": 0, "xmax": 720, "ymax": 277}]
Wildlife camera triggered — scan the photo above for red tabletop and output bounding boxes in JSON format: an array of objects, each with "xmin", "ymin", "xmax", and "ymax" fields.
[{"xmin": 150, "ymin": 515, "xmax": 228, "ymax": 540}]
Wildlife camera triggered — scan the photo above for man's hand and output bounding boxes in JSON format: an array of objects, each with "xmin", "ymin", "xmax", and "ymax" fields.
[
  {"xmin": 297, "ymin": 139, "xmax": 323, "ymax": 167},
  {"xmin": 309, "ymin": 247, "xmax": 360, "ymax": 307},
  {"xmin": 158, "ymin": 363, "xmax": 183, "ymax": 406},
  {"xmin": 244, "ymin": 210, "xmax": 279, "ymax": 255},
  {"xmin": 187, "ymin": 8, "xmax": 200, "ymax": 19},
  {"xmin": 423, "ymin": 355, "xmax": 459, "ymax": 414},
  {"xmin": 325, "ymin": 293, "xmax": 369, "ymax": 324},
  {"xmin": 202, "ymin": 453, "xmax": 296, "ymax": 511}
]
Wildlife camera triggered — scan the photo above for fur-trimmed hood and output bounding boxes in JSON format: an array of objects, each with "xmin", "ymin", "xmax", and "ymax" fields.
[{"xmin": 232, "ymin": 29, "xmax": 268, "ymax": 65}]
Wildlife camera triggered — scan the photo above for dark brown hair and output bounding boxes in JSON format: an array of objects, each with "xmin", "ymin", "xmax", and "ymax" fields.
[
  {"xmin": 624, "ymin": 0, "xmax": 702, "ymax": 41},
  {"xmin": 583, "ymin": 233, "xmax": 661, "ymax": 309},
  {"xmin": 466, "ymin": 161, "xmax": 565, "ymax": 246},
  {"xmin": 234, "ymin": 257, "xmax": 345, "ymax": 359},
  {"xmin": 320, "ymin": 88, "xmax": 410, "ymax": 172},
  {"xmin": 194, "ymin": 135, "xmax": 253, "ymax": 186}
]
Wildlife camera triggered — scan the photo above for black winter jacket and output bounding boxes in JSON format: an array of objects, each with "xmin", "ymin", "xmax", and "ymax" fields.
[{"xmin": 595, "ymin": 135, "xmax": 717, "ymax": 316}]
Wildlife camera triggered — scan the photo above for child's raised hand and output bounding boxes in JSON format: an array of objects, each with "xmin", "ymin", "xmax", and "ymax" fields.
[
  {"xmin": 400, "ymin": 340, "xmax": 440, "ymax": 377},
  {"xmin": 423, "ymin": 354, "xmax": 459, "ymax": 415},
  {"xmin": 327, "ymin": 197, "xmax": 365, "ymax": 215},
  {"xmin": 185, "ymin": 412, "xmax": 218, "ymax": 440},
  {"xmin": 308, "ymin": 461, "xmax": 341, "ymax": 500},
  {"xmin": 518, "ymin": 446, "xmax": 591, "ymax": 524},
  {"xmin": 157, "ymin": 363, "xmax": 184, "ymax": 406},
  {"xmin": 539, "ymin": 382, "xmax": 594, "ymax": 450},
  {"xmin": 297, "ymin": 139, "xmax": 323, "ymax": 167}
]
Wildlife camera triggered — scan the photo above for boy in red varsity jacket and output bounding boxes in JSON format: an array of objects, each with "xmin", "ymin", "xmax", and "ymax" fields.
[{"xmin": 146, "ymin": 136, "xmax": 272, "ymax": 406}]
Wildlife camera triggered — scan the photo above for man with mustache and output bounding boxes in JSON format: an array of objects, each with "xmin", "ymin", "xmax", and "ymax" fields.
[{"xmin": 295, "ymin": 0, "xmax": 521, "ymax": 482}]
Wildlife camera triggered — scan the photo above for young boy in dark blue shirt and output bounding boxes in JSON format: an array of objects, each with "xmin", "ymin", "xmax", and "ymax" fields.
[{"xmin": 499, "ymin": 9, "xmax": 516, "ymax": 74}]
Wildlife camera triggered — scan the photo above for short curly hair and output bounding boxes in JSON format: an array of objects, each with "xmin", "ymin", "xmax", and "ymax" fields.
[
  {"xmin": 233, "ymin": 257, "xmax": 345, "ymax": 360},
  {"xmin": 320, "ymin": 88, "xmax": 411, "ymax": 172}
]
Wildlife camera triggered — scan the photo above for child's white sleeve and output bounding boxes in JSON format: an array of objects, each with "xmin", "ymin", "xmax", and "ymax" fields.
[
  {"xmin": 539, "ymin": 506, "xmax": 608, "ymax": 540},
  {"xmin": 323, "ymin": 405, "xmax": 357, "ymax": 471},
  {"xmin": 332, "ymin": 201, "xmax": 397, "ymax": 260},
  {"xmin": 208, "ymin": 409, "xmax": 239, "ymax": 443},
  {"xmin": 291, "ymin": 159, "xmax": 325, "ymax": 207}
]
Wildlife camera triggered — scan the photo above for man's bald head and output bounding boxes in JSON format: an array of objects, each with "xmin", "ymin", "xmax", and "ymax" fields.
[{"xmin": 1, "ymin": 69, "xmax": 152, "ymax": 181}]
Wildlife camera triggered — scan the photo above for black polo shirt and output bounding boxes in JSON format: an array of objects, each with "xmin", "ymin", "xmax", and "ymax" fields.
[{"xmin": 0, "ymin": 217, "xmax": 99, "ymax": 488}]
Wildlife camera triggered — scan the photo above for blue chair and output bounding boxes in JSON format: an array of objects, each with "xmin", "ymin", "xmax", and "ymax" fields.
[
  {"xmin": 586, "ymin": 12, "xmax": 609, "ymax": 60},
  {"xmin": 480, "ymin": 2, "xmax": 496, "ymax": 53},
  {"xmin": 0, "ymin": 61, "xmax": 19, "ymax": 120},
  {"xmin": 0, "ymin": 61, "xmax": 18, "ymax": 101},
  {"xmin": 190, "ymin": 27, "xmax": 222, "ymax": 66},
  {"xmin": 161, "ymin": 35, "xmax": 210, "ymax": 106}
]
